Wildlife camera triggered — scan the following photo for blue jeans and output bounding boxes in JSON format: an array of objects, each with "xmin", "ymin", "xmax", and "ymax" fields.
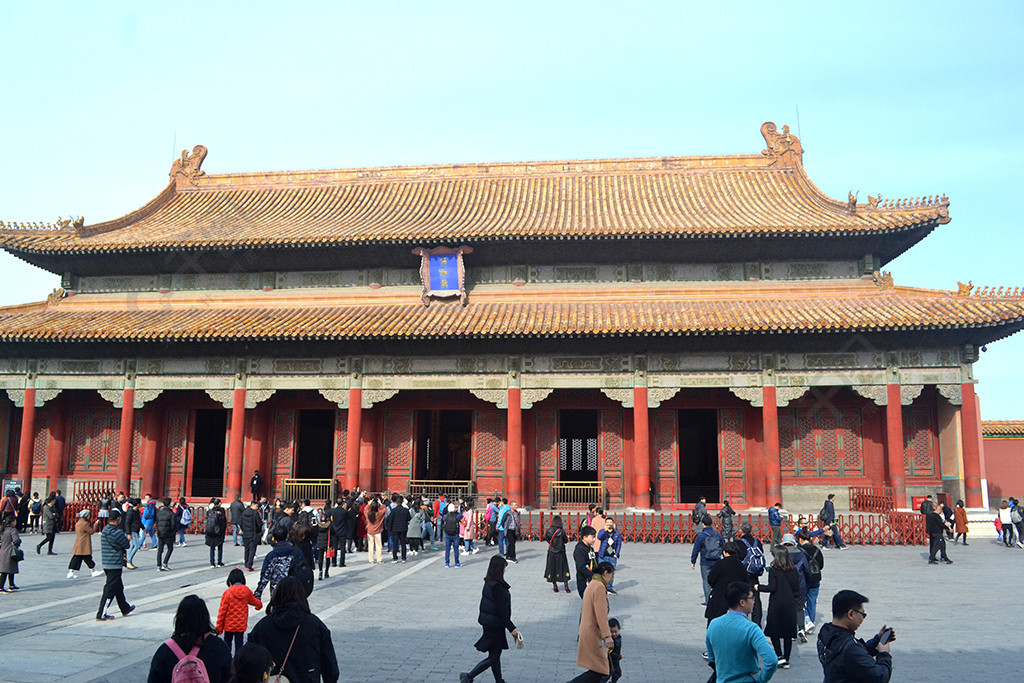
[
  {"xmin": 497, "ymin": 530, "xmax": 507, "ymax": 555},
  {"xmin": 127, "ymin": 533, "xmax": 140, "ymax": 564},
  {"xmin": 805, "ymin": 584, "xmax": 820, "ymax": 625},
  {"xmin": 232, "ymin": 525, "xmax": 240, "ymax": 546},
  {"xmin": 444, "ymin": 533, "xmax": 461, "ymax": 565},
  {"xmin": 143, "ymin": 526, "xmax": 156, "ymax": 546},
  {"xmin": 209, "ymin": 544, "xmax": 223, "ymax": 565},
  {"xmin": 464, "ymin": 538, "xmax": 477, "ymax": 552},
  {"xmin": 177, "ymin": 526, "xmax": 186, "ymax": 544},
  {"xmin": 700, "ymin": 563, "xmax": 713, "ymax": 603},
  {"xmin": 830, "ymin": 525, "xmax": 846, "ymax": 548},
  {"xmin": 602, "ymin": 555, "xmax": 618, "ymax": 589}
]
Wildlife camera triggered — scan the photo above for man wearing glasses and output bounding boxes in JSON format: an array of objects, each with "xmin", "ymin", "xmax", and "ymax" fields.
[
  {"xmin": 705, "ymin": 581, "xmax": 778, "ymax": 682},
  {"xmin": 817, "ymin": 590, "xmax": 894, "ymax": 681}
]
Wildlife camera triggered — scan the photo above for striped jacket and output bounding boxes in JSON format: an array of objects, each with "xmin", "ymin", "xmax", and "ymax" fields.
[{"xmin": 100, "ymin": 523, "xmax": 130, "ymax": 569}]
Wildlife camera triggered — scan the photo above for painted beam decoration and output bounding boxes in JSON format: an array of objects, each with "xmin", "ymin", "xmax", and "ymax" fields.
[{"xmin": 412, "ymin": 245, "xmax": 473, "ymax": 306}]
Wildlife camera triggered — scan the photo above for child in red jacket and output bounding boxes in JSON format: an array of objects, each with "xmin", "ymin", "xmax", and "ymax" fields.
[{"xmin": 216, "ymin": 568, "xmax": 263, "ymax": 656}]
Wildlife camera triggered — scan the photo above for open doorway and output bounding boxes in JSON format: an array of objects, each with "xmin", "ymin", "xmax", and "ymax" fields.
[
  {"xmin": 191, "ymin": 409, "xmax": 227, "ymax": 497},
  {"xmin": 678, "ymin": 409, "xmax": 719, "ymax": 502},
  {"xmin": 559, "ymin": 409, "xmax": 598, "ymax": 481},
  {"xmin": 295, "ymin": 410, "xmax": 336, "ymax": 480},
  {"xmin": 415, "ymin": 410, "xmax": 472, "ymax": 480}
]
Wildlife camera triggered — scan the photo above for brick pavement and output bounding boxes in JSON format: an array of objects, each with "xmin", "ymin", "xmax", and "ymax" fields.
[{"xmin": 1, "ymin": 529, "xmax": 1021, "ymax": 682}]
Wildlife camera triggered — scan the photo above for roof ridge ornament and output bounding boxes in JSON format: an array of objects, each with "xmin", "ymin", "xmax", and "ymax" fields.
[
  {"xmin": 760, "ymin": 121, "xmax": 803, "ymax": 166},
  {"xmin": 169, "ymin": 145, "xmax": 208, "ymax": 187},
  {"xmin": 967, "ymin": 285, "xmax": 1024, "ymax": 297},
  {"xmin": 872, "ymin": 270, "xmax": 894, "ymax": 289}
]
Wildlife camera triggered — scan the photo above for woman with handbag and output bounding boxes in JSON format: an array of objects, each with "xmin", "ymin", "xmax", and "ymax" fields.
[
  {"xmin": 248, "ymin": 576, "xmax": 339, "ymax": 683},
  {"xmin": 0, "ymin": 513, "xmax": 23, "ymax": 591},
  {"xmin": 460, "ymin": 555, "xmax": 521, "ymax": 683},
  {"xmin": 543, "ymin": 515, "xmax": 571, "ymax": 593},
  {"xmin": 147, "ymin": 594, "xmax": 232, "ymax": 682}
]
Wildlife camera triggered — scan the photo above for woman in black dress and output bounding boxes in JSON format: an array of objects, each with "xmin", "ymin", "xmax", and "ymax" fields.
[
  {"xmin": 461, "ymin": 555, "xmax": 520, "ymax": 683},
  {"xmin": 757, "ymin": 546, "xmax": 802, "ymax": 669},
  {"xmin": 543, "ymin": 515, "xmax": 571, "ymax": 593}
]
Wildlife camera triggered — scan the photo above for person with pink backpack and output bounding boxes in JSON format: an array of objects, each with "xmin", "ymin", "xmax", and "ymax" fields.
[{"xmin": 147, "ymin": 595, "xmax": 232, "ymax": 682}]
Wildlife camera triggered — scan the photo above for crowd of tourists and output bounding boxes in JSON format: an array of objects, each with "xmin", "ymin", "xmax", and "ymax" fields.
[{"xmin": 8, "ymin": 480, "xmax": 1009, "ymax": 681}]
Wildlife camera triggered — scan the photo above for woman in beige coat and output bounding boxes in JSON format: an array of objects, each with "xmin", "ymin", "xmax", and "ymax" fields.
[
  {"xmin": 570, "ymin": 561, "xmax": 615, "ymax": 682},
  {"xmin": 68, "ymin": 509, "xmax": 102, "ymax": 579}
]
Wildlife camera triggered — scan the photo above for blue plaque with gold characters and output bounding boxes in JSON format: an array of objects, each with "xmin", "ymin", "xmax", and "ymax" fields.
[{"xmin": 412, "ymin": 245, "xmax": 473, "ymax": 306}]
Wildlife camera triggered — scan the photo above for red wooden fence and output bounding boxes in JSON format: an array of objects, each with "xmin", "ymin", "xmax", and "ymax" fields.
[
  {"xmin": 61, "ymin": 506, "xmax": 926, "ymax": 545},
  {"xmin": 848, "ymin": 486, "xmax": 896, "ymax": 513}
]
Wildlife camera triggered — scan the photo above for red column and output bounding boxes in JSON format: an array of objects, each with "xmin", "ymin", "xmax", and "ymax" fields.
[
  {"xmin": 115, "ymin": 388, "xmax": 136, "ymax": 495},
  {"xmin": 346, "ymin": 387, "xmax": 363, "ymax": 491},
  {"xmin": 885, "ymin": 384, "xmax": 907, "ymax": 508},
  {"xmin": 633, "ymin": 387, "xmax": 650, "ymax": 509},
  {"xmin": 961, "ymin": 382, "xmax": 984, "ymax": 508},
  {"xmin": 16, "ymin": 387, "xmax": 37, "ymax": 493},
  {"xmin": 747, "ymin": 407, "xmax": 767, "ymax": 510},
  {"xmin": 507, "ymin": 387, "xmax": 523, "ymax": 503},
  {"xmin": 358, "ymin": 405, "xmax": 376, "ymax": 490},
  {"xmin": 46, "ymin": 399, "xmax": 68, "ymax": 493},
  {"xmin": 226, "ymin": 388, "xmax": 247, "ymax": 499},
  {"xmin": 140, "ymin": 402, "xmax": 161, "ymax": 497},
  {"xmin": 762, "ymin": 386, "xmax": 782, "ymax": 505}
]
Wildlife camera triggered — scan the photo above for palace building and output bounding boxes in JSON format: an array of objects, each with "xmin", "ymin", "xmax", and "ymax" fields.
[{"xmin": 2, "ymin": 122, "xmax": 1022, "ymax": 511}]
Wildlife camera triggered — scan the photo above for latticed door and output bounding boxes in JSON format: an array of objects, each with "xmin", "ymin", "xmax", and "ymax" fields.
[
  {"xmin": 599, "ymin": 409, "xmax": 625, "ymax": 506},
  {"xmin": 718, "ymin": 409, "xmax": 746, "ymax": 505},
  {"xmin": 653, "ymin": 409, "xmax": 679, "ymax": 505},
  {"xmin": 472, "ymin": 410, "xmax": 506, "ymax": 498},
  {"xmin": 271, "ymin": 410, "xmax": 296, "ymax": 496},
  {"xmin": 534, "ymin": 410, "xmax": 558, "ymax": 508},
  {"xmin": 164, "ymin": 409, "xmax": 190, "ymax": 498},
  {"xmin": 903, "ymin": 406, "xmax": 938, "ymax": 477},
  {"xmin": 333, "ymin": 409, "xmax": 348, "ymax": 481},
  {"xmin": 382, "ymin": 410, "xmax": 414, "ymax": 492},
  {"xmin": 778, "ymin": 408, "xmax": 864, "ymax": 477}
]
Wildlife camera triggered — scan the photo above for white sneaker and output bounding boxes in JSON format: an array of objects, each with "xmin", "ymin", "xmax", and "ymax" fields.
[
  {"xmin": 805, "ymin": 621, "xmax": 815, "ymax": 634},
  {"xmin": 798, "ymin": 629, "xmax": 807, "ymax": 643},
  {"xmin": 472, "ymin": 547, "xmax": 480, "ymax": 554},
  {"xmin": 66, "ymin": 571, "xmax": 76, "ymax": 579},
  {"xmin": 778, "ymin": 658, "xmax": 789, "ymax": 669},
  {"xmin": 91, "ymin": 570, "xmax": 103, "ymax": 577}
]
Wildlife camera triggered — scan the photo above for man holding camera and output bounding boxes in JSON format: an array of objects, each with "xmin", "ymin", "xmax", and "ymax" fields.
[{"xmin": 817, "ymin": 590, "xmax": 893, "ymax": 682}]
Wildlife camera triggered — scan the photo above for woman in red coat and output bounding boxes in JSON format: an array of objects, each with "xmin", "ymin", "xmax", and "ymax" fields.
[{"xmin": 953, "ymin": 499, "xmax": 970, "ymax": 545}]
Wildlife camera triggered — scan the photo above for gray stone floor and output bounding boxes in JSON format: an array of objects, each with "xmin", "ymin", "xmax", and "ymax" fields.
[{"xmin": 1, "ymin": 528, "xmax": 1021, "ymax": 682}]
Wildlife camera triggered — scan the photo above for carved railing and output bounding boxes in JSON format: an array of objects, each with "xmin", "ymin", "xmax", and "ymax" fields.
[
  {"xmin": 549, "ymin": 482, "xmax": 605, "ymax": 511},
  {"xmin": 408, "ymin": 480, "xmax": 474, "ymax": 501},
  {"xmin": 849, "ymin": 486, "xmax": 896, "ymax": 513},
  {"xmin": 280, "ymin": 479, "xmax": 335, "ymax": 504},
  {"xmin": 72, "ymin": 480, "xmax": 117, "ymax": 503}
]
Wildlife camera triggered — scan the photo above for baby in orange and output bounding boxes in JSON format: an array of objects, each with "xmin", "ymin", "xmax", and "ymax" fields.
[{"xmin": 216, "ymin": 568, "xmax": 263, "ymax": 656}]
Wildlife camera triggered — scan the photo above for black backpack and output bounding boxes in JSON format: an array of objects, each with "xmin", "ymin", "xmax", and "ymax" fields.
[
  {"xmin": 205, "ymin": 510, "xmax": 223, "ymax": 536},
  {"xmin": 802, "ymin": 545, "xmax": 822, "ymax": 583},
  {"xmin": 703, "ymin": 531, "xmax": 723, "ymax": 561},
  {"xmin": 288, "ymin": 547, "xmax": 314, "ymax": 596},
  {"xmin": 444, "ymin": 512, "xmax": 461, "ymax": 536}
]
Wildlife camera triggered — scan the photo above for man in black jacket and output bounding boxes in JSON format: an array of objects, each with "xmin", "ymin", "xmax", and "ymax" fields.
[
  {"xmin": 817, "ymin": 589, "xmax": 893, "ymax": 682},
  {"xmin": 574, "ymin": 526, "xmax": 597, "ymax": 598},
  {"xmin": 329, "ymin": 499, "xmax": 350, "ymax": 568},
  {"xmin": 124, "ymin": 499, "xmax": 143, "ymax": 570},
  {"xmin": 240, "ymin": 499, "xmax": 262, "ymax": 571},
  {"xmin": 249, "ymin": 470, "xmax": 264, "ymax": 502},
  {"xmin": 386, "ymin": 494, "xmax": 411, "ymax": 563},
  {"xmin": 926, "ymin": 508, "xmax": 952, "ymax": 564},
  {"xmin": 229, "ymin": 495, "xmax": 245, "ymax": 546},
  {"xmin": 155, "ymin": 498, "xmax": 175, "ymax": 571}
]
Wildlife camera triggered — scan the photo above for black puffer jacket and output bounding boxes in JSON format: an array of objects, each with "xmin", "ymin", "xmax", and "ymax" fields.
[
  {"xmin": 248, "ymin": 602, "xmax": 339, "ymax": 683},
  {"xmin": 386, "ymin": 505, "xmax": 412, "ymax": 534},
  {"xmin": 240, "ymin": 506, "xmax": 261, "ymax": 540},
  {"xmin": 155, "ymin": 506, "xmax": 175, "ymax": 540},
  {"xmin": 817, "ymin": 622, "xmax": 892, "ymax": 682},
  {"xmin": 478, "ymin": 579, "xmax": 516, "ymax": 634}
]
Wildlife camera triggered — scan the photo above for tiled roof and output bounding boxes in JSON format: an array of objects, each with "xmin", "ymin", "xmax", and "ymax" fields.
[
  {"xmin": 1, "ymin": 280, "xmax": 1021, "ymax": 343},
  {"xmin": 982, "ymin": 420, "xmax": 1024, "ymax": 437},
  {"xmin": 0, "ymin": 126, "xmax": 949, "ymax": 255}
]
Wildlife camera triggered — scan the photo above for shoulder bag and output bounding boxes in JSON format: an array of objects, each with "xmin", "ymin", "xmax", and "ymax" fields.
[{"xmin": 273, "ymin": 623, "xmax": 302, "ymax": 683}]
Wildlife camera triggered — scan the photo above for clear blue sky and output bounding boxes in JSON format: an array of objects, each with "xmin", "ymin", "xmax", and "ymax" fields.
[{"xmin": 2, "ymin": 2, "xmax": 1022, "ymax": 417}]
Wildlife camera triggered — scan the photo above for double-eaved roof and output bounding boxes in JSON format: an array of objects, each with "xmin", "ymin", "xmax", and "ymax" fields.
[
  {"xmin": 0, "ymin": 123, "xmax": 949, "ymax": 256},
  {"xmin": 0, "ymin": 122, "xmax": 1021, "ymax": 350}
]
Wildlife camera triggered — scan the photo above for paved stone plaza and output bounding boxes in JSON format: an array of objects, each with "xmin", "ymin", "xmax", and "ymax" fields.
[{"xmin": 1, "ymin": 529, "xmax": 1020, "ymax": 682}]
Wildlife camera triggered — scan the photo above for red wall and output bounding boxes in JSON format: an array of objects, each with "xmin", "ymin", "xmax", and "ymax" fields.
[{"xmin": 984, "ymin": 437, "xmax": 1024, "ymax": 501}]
